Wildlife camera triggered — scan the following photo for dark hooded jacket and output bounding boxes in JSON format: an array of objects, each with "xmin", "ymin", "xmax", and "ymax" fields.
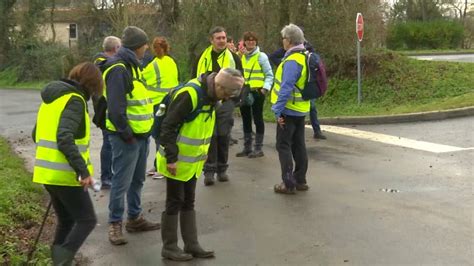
[
  {"xmin": 32, "ymin": 79, "xmax": 91, "ymax": 178},
  {"xmin": 102, "ymin": 47, "xmax": 150, "ymax": 142}
]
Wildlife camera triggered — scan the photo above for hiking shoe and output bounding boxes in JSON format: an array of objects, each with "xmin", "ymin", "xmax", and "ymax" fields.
[
  {"xmin": 313, "ymin": 131, "xmax": 327, "ymax": 140},
  {"xmin": 147, "ymin": 167, "xmax": 158, "ymax": 176},
  {"xmin": 203, "ymin": 172, "xmax": 215, "ymax": 186},
  {"xmin": 248, "ymin": 150, "xmax": 264, "ymax": 158},
  {"xmin": 101, "ymin": 180, "xmax": 112, "ymax": 190},
  {"xmin": 295, "ymin": 183, "xmax": 309, "ymax": 191},
  {"xmin": 229, "ymin": 137, "xmax": 238, "ymax": 145},
  {"xmin": 217, "ymin": 172, "xmax": 229, "ymax": 182},
  {"xmin": 125, "ymin": 215, "xmax": 160, "ymax": 232},
  {"xmin": 274, "ymin": 183, "xmax": 296, "ymax": 195},
  {"xmin": 109, "ymin": 222, "xmax": 127, "ymax": 245}
]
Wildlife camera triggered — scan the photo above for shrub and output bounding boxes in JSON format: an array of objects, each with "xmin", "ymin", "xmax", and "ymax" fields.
[{"xmin": 387, "ymin": 20, "xmax": 464, "ymax": 50}]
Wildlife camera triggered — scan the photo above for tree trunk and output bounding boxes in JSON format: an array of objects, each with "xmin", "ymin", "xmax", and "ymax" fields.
[{"xmin": 50, "ymin": 0, "xmax": 56, "ymax": 43}]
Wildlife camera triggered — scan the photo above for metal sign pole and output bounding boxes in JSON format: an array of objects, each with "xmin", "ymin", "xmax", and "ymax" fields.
[{"xmin": 357, "ymin": 40, "xmax": 361, "ymax": 105}]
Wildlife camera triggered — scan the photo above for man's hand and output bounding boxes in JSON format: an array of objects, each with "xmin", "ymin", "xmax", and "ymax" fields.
[
  {"xmin": 277, "ymin": 116, "xmax": 285, "ymax": 129},
  {"xmin": 259, "ymin": 89, "xmax": 267, "ymax": 95},
  {"xmin": 79, "ymin": 176, "xmax": 93, "ymax": 191},
  {"xmin": 167, "ymin": 163, "xmax": 177, "ymax": 176}
]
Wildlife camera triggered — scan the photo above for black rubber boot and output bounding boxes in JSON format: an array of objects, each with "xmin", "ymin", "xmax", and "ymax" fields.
[
  {"xmin": 248, "ymin": 133, "xmax": 264, "ymax": 158},
  {"xmin": 236, "ymin": 133, "xmax": 253, "ymax": 157},
  {"xmin": 51, "ymin": 245, "xmax": 75, "ymax": 266},
  {"xmin": 161, "ymin": 212, "xmax": 193, "ymax": 261},
  {"xmin": 180, "ymin": 210, "xmax": 215, "ymax": 258}
]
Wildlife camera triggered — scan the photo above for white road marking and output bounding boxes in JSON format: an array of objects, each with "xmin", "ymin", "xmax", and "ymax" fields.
[{"xmin": 310, "ymin": 125, "xmax": 474, "ymax": 154}]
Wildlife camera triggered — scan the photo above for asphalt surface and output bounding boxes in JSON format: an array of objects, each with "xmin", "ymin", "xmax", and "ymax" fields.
[
  {"xmin": 410, "ymin": 54, "xmax": 474, "ymax": 63},
  {"xmin": 1, "ymin": 89, "xmax": 472, "ymax": 265}
]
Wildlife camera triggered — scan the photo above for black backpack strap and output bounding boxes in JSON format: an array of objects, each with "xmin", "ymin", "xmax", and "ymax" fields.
[{"xmin": 184, "ymin": 82, "xmax": 213, "ymax": 122}]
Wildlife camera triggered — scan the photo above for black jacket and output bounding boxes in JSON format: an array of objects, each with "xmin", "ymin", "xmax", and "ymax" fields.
[
  {"xmin": 103, "ymin": 47, "xmax": 150, "ymax": 142},
  {"xmin": 32, "ymin": 79, "xmax": 91, "ymax": 178},
  {"xmin": 160, "ymin": 73, "xmax": 218, "ymax": 164}
]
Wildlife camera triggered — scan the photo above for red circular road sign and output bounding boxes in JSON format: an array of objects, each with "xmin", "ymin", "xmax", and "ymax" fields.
[{"xmin": 356, "ymin": 13, "xmax": 364, "ymax": 42}]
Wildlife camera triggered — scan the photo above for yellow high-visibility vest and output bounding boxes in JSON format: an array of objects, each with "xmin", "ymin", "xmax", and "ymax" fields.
[
  {"xmin": 196, "ymin": 46, "xmax": 235, "ymax": 77},
  {"xmin": 270, "ymin": 52, "xmax": 310, "ymax": 113},
  {"xmin": 102, "ymin": 63, "xmax": 154, "ymax": 134},
  {"xmin": 156, "ymin": 79, "xmax": 215, "ymax": 181},
  {"xmin": 142, "ymin": 55, "xmax": 180, "ymax": 105},
  {"xmin": 242, "ymin": 52, "xmax": 264, "ymax": 89},
  {"xmin": 33, "ymin": 92, "xmax": 93, "ymax": 186}
]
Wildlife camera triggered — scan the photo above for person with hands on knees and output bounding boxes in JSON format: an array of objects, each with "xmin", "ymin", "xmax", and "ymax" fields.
[
  {"xmin": 32, "ymin": 62, "xmax": 102, "ymax": 265},
  {"xmin": 102, "ymin": 26, "xmax": 160, "ymax": 246},
  {"xmin": 157, "ymin": 68, "xmax": 244, "ymax": 261},
  {"xmin": 236, "ymin": 31, "xmax": 273, "ymax": 158},
  {"xmin": 270, "ymin": 24, "xmax": 311, "ymax": 194}
]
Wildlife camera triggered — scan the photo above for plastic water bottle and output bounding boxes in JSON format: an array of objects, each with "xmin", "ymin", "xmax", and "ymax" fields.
[
  {"xmin": 92, "ymin": 180, "xmax": 102, "ymax": 192},
  {"xmin": 156, "ymin": 103, "xmax": 166, "ymax": 117}
]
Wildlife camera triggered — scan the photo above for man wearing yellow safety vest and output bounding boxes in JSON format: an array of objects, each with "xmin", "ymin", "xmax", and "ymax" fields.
[
  {"xmin": 157, "ymin": 68, "xmax": 244, "ymax": 261},
  {"xmin": 32, "ymin": 62, "xmax": 103, "ymax": 264},
  {"xmin": 271, "ymin": 24, "xmax": 310, "ymax": 195},
  {"xmin": 193, "ymin": 26, "xmax": 243, "ymax": 186},
  {"xmin": 92, "ymin": 36, "xmax": 121, "ymax": 189},
  {"xmin": 103, "ymin": 26, "xmax": 160, "ymax": 245}
]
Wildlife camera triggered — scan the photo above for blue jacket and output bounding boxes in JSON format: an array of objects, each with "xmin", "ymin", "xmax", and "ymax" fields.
[{"xmin": 271, "ymin": 45, "xmax": 307, "ymax": 118}]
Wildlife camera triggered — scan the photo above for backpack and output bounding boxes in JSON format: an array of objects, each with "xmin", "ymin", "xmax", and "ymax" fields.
[
  {"xmin": 152, "ymin": 82, "xmax": 212, "ymax": 138},
  {"xmin": 298, "ymin": 51, "xmax": 328, "ymax": 100}
]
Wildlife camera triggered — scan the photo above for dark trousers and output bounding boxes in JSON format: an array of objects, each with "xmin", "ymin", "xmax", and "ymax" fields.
[
  {"xmin": 165, "ymin": 177, "xmax": 197, "ymax": 215},
  {"xmin": 240, "ymin": 90, "xmax": 265, "ymax": 135},
  {"xmin": 203, "ymin": 134, "xmax": 230, "ymax": 174},
  {"xmin": 275, "ymin": 115, "xmax": 308, "ymax": 188},
  {"xmin": 100, "ymin": 130, "xmax": 112, "ymax": 182},
  {"xmin": 44, "ymin": 185, "xmax": 96, "ymax": 253},
  {"xmin": 309, "ymin": 100, "xmax": 321, "ymax": 133}
]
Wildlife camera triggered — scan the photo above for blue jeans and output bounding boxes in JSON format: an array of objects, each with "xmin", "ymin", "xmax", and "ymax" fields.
[
  {"xmin": 100, "ymin": 130, "xmax": 113, "ymax": 183},
  {"xmin": 309, "ymin": 100, "xmax": 321, "ymax": 133},
  {"xmin": 108, "ymin": 135, "xmax": 149, "ymax": 223}
]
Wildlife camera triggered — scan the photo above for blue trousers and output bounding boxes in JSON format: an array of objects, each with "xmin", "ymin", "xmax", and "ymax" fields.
[
  {"xmin": 100, "ymin": 130, "xmax": 113, "ymax": 183},
  {"xmin": 309, "ymin": 100, "xmax": 321, "ymax": 133},
  {"xmin": 108, "ymin": 135, "xmax": 149, "ymax": 223}
]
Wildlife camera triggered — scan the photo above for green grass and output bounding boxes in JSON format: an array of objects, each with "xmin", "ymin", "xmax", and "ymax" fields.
[
  {"xmin": 263, "ymin": 52, "xmax": 474, "ymax": 120},
  {"xmin": 0, "ymin": 137, "xmax": 51, "ymax": 264},
  {"xmin": 0, "ymin": 68, "xmax": 46, "ymax": 90}
]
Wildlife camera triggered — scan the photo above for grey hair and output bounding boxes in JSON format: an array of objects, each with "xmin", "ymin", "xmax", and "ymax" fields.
[
  {"xmin": 102, "ymin": 36, "xmax": 121, "ymax": 52},
  {"xmin": 209, "ymin": 26, "xmax": 226, "ymax": 37},
  {"xmin": 220, "ymin": 68, "xmax": 244, "ymax": 97},
  {"xmin": 281, "ymin": 23, "xmax": 305, "ymax": 45}
]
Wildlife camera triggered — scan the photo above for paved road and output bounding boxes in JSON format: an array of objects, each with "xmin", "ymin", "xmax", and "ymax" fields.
[
  {"xmin": 410, "ymin": 54, "xmax": 474, "ymax": 63},
  {"xmin": 1, "ymin": 89, "xmax": 472, "ymax": 265}
]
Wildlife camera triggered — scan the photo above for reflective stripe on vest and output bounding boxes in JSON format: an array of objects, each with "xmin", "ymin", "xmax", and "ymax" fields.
[
  {"xmin": 103, "ymin": 63, "xmax": 154, "ymax": 134},
  {"xmin": 33, "ymin": 92, "xmax": 93, "ymax": 186},
  {"xmin": 242, "ymin": 52, "xmax": 265, "ymax": 89},
  {"xmin": 156, "ymin": 79, "xmax": 216, "ymax": 182},
  {"xmin": 196, "ymin": 46, "xmax": 236, "ymax": 77},
  {"xmin": 142, "ymin": 56, "xmax": 180, "ymax": 105},
  {"xmin": 270, "ymin": 52, "xmax": 310, "ymax": 113}
]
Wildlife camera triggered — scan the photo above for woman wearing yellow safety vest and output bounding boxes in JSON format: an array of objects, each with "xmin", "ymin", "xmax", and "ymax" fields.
[
  {"xmin": 271, "ymin": 24, "xmax": 311, "ymax": 194},
  {"xmin": 236, "ymin": 31, "xmax": 274, "ymax": 158},
  {"xmin": 32, "ymin": 62, "xmax": 103, "ymax": 264},
  {"xmin": 157, "ymin": 68, "xmax": 244, "ymax": 261},
  {"xmin": 142, "ymin": 36, "xmax": 180, "ymax": 178}
]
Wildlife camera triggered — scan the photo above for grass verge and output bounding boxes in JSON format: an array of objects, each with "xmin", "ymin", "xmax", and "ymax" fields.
[
  {"xmin": 0, "ymin": 137, "xmax": 51, "ymax": 265},
  {"xmin": 263, "ymin": 51, "xmax": 474, "ymax": 120},
  {"xmin": 398, "ymin": 49, "xmax": 474, "ymax": 56},
  {"xmin": 0, "ymin": 68, "xmax": 46, "ymax": 90}
]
